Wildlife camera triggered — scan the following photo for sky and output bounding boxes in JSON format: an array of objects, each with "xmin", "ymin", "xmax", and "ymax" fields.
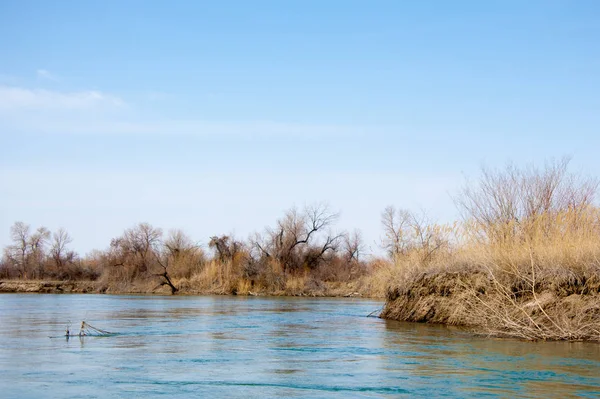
[{"xmin": 1, "ymin": 0, "xmax": 599, "ymax": 256}]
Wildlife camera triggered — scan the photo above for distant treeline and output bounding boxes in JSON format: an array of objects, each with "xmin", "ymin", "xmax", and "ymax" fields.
[{"xmin": 0, "ymin": 202, "xmax": 379, "ymax": 296}]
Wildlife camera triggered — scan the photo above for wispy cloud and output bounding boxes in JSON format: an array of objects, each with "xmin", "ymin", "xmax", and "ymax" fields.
[
  {"xmin": 36, "ymin": 69, "xmax": 58, "ymax": 81},
  {"xmin": 0, "ymin": 85, "xmax": 368, "ymax": 139},
  {"xmin": 0, "ymin": 86, "xmax": 126, "ymax": 110}
]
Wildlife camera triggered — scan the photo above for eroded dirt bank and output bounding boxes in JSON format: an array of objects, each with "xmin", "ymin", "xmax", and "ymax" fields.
[{"xmin": 380, "ymin": 271, "xmax": 600, "ymax": 341}]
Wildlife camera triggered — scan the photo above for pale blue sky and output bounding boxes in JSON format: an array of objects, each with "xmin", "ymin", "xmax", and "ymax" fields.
[{"xmin": 1, "ymin": 1, "xmax": 599, "ymax": 255}]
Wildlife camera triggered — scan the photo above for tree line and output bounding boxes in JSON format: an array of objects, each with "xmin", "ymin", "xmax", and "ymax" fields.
[{"xmin": 1, "ymin": 203, "xmax": 373, "ymax": 294}]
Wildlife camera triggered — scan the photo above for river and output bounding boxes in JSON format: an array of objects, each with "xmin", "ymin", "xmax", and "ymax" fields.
[{"xmin": 0, "ymin": 294, "xmax": 598, "ymax": 398}]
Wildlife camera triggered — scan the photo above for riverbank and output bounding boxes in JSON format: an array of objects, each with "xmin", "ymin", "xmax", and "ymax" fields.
[
  {"xmin": 0, "ymin": 278, "xmax": 379, "ymax": 298},
  {"xmin": 3, "ymin": 272, "xmax": 599, "ymax": 342},
  {"xmin": 380, "ymin": 270, "xmax": 600, "ymax": 341},
  {"xmin": 0, "ymin": 280, "xmax": 98, "ymax": 294}
]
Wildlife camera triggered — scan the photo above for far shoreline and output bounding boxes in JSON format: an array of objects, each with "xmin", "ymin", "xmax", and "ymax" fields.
[
  {"xmin": 3, "ymin": 278, "xmax": 598, "ymax": 343},
  {"xmin": 0, "ymin": 279, "xmax": 377, "ymax": 299}
]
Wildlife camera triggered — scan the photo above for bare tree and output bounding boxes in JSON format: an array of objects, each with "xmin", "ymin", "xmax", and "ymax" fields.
[
  {"xmin": 342, "ymin": 229, "xmax": 364, "ymax": 263},
  {"xmin": 50, "ymin": 228, "xmax": 76, "ymax": 269},
  {"xmin": 209, "ymin": 235, "xmax": 242, "ymax": 262},
  {"xmin": 163, "ymin": 229, "xmax": 204, "ymax": 278},
  {"xmin": 251, "ymin": 203, "xmax": 342, "ymax": 272},
  {"xmin": 380, "ymin": 206, "xmax": 412, "ymax": 258},
  {"xmin": 109, "ymin": 223, "xmax": 163, "ymax": 276},
  {"xmin": 456, "ymin": 157, "xmax": 599, "ymax": 243},
  {"xmin": 5, "ymin": 222, "xmax": 31, "ymax": 278},
  {"xmin": 381, "ymin": 207, "xmax": 449, "ymax": 264},
  {"xmin": 106, "ymin": 224, "xmax": 197, "ymax": 292},
  {"xmin": 304, "ymin": 232, "xmax": 342, "ymax": 268},
  {"xmin": 409, "ymin": 212, "xmax": 449, "ymax": 264},
  {"xmin": 29, "ymin": 227, "xmax": 50, "ymax": 278},
  {"xmin": 3, "ymin": 223, "xmax": 51, "ymax": 278},
  {"xmin": 153, "ymin": 246, "xmax": 178, "ymax": 294},
  {"xmin": 164, "ymin": 229, "xmax": 196, "ymax": 257}
]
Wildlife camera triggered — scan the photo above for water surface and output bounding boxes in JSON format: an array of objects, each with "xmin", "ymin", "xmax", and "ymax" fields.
[{"xmin": 0, "ymin": 294, "xmax": 598, "ymax": 398}]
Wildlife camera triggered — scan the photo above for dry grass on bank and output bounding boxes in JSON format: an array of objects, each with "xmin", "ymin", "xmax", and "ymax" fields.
[
  {"xmin": 382, "ymin": 159, "xmax": 600, "ymax": 341},
  {"xmin": 173, "ymin": 256, "xmax": 392, "ymax": 298}
]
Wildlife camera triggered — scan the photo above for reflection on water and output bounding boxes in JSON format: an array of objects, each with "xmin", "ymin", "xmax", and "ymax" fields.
[
  {"xmin": 0, "ymin": 294, "xmax": 598, "ymax": 398},
  {"xmin": 380, "ymin": 320, "xmax": 600, "ymax": 398}
]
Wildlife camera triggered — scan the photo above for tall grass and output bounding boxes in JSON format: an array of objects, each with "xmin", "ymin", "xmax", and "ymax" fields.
[
  {"xmin": 383, "ymin": 158, "xmax": 600, "ymax": 341},
  {"xmin": 177, "ymin": 254, "xmax": 384, "ymax": 297}
]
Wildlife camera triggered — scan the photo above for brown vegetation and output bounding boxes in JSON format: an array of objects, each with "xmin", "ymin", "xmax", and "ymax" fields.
[
  {"xmin": 2, "ymin": 157, "xmax": 599, "ymax": 341},
  {"xmin": 1, "ymin": 222, "xmax": 99, "ymax": 281},
  {"xmin": 381, "ymin": 158, "xmax": 600, "ymax": 341},
  {"xmin": 1, "ymin": 204, "xmax": 381, "ymax": 298}
]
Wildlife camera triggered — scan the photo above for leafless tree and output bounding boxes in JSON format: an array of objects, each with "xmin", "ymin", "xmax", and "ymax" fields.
[
  {"xmin": 342, "ymin": 229, "xmax": 364, "ymax": 263},
  {"xmin": 29, "ymin": 227, "xmax": 50, "ymax": 278},
  {"xmin": 251, "ymin": 203, "xmax": 342, "ymax": 272},
  {"xmin": 381, "ymin": 207, "xmax": 449, "ymax": 264},
  {"xmin": 3, "ymin": 222, "xmax": 51, "ymax": 278},
  {"xmin": 50, "ymin": 228, "xmax": 76, "ymax": 269},
  {"xmin": 5, "ymin": 222, "xmax": 31, "ymax": 278},
  {"xmin": 409, "ymin": 212, "xmax": 449, "ymax": 264},
  {"xmin": 153, "ymin": 246, "xmax": 179, "ymax": 294},
  {"xmin": 209, "ymin": 235, "xmax": 242, "ymax": 262},
  {"xmin": 163, "ymin": 229, "xmax": 205, "ymax": 278},
  {"xmin": 380, "ymin": 206, "xmax": 412, "ymax": 258},
  {"xmin": 109, "ymin": 223, "xmax": 163, "ymax": 275},
  {"xmin": 456, "ymin": 157, "xmax": 599, "ymax": 243},
  {"xmin": 164, "ymin": 229, "xmax": 196, "ymax": 257}
]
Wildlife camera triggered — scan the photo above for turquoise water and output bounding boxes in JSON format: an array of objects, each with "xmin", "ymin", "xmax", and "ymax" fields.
[{"xmin": 0, "ymin": 294, "xmax": 598, "ymax": 398}]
